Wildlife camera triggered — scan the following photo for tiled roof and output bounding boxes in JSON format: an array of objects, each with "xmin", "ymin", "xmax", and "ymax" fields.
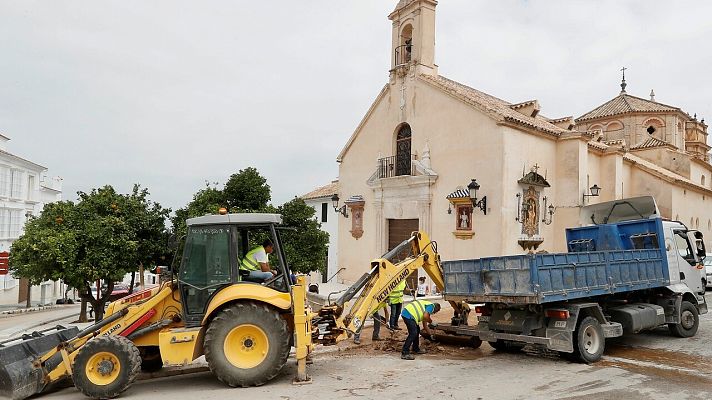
[
  {"xmin": 301, "ymin": 181, "xmax": 339, "ymax": 200},
  {"xmin": 419, "ymin": 74, "xmax": 567, "ymax": 136},
  {"xmin": 624, "ymin": 153, "xmax": 711, "ymax": 194},
  {"xmin": 577, "ymin": 93, "xmax": 680, "ymax": 122},
  {"xmin": 587, "ymin": 141, "xmax": 608, "ymax": 151},
  {"xmin": 630, "ymin": 136, "xmax": 674, "ymax": 150}
]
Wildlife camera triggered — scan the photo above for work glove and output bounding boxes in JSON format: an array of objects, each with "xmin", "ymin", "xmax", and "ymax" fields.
[{"xmin": 428, "ymin": 322, "xmax": 438, "ymax": 329}]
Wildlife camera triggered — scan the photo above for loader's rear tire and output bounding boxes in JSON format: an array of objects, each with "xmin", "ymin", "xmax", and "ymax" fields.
[
  {"xmin": 139, "ymin": 346, "xmax": 163, "ymax": 372},
  {"xmin": 72, "ymin": 335, "xmax": 141, "ymax": 399},
  {"xmin": 204, "ymin": 302, "xmax": 290, "ymax": 387},
  {"xmin": 668, "ymin": 301, "xmax": 699, "ymax": 338}
]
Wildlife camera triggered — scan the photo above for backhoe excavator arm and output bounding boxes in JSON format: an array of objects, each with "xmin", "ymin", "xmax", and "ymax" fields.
[{"xmin": 313, "ymin": 231, "xmax": 466, "ymax": 345}]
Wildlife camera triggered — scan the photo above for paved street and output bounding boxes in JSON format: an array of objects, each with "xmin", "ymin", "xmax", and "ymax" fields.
[
  {"xmin": 0, "ymin": 304, "xmax": 79, "ymax": 340},
  {"xmin": 23, "ymin": 293, "xmax": 709, "ymax": 400}
]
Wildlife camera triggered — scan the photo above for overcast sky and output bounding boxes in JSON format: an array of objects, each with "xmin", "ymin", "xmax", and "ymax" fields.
[{"xmin": 1, "ymin": 1, "xmax": 711, "ymax": 212}]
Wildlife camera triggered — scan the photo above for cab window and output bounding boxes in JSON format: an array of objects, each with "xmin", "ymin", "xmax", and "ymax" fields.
[{"xmin": 673, "ymin": 230, "xmax": 696, "ymax": 265}]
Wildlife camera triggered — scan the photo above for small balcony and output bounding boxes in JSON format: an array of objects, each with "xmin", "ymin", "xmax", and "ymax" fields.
[
  {"xmin": 377, "ymin": 154, "xmax": 415, "ymax": 179},
  {"xmin": 393, "ymin": 44, "xmax": 412, "ymax": 67}
]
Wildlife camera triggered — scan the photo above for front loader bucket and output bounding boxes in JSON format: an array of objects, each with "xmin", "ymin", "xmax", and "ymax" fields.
[{"xmin": 0, "ymin": 325, "xmax": 78, "ymax": 400}]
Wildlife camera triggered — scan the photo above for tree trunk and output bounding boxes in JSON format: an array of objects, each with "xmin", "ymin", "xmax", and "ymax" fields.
[
  {"xmin": 94, "ymin": 281, "xmax": 115, "ymax": 322},
  {"xmin": 78, "ymin": 298, "xmax": 88, "ymax": 322},
  {"xmin": 25, "ymin": 281, "xmax": 31, "ymax": 308},
  {"xmin": 128, "ymin": 271, "xmax": 136, "ymax": 295}
]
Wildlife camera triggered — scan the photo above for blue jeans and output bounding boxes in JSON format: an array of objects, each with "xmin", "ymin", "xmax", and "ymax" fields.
[
  {"xmin": 354, "ymin": 311, "xmax": 382, "ymax": 341},
  {"xmin": 248, "ymin": 270, "xmax": 273, "ymax": 281},
  {"xmin": 389, "ymin": 302, "xmax": 403, "ymax": 329},
  {"xmin": 401, "ymin": 316, "xmax": 420, "ymax": 355}
]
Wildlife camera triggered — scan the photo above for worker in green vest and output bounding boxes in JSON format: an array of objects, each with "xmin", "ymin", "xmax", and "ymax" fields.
[
  {"xmin": 353, "ymin": 301, "xmax": 389, "ymax": 344},
  {"xmin": 400, "ymin": 299, "xmax": 441, "ymax": 360},
  {"xmin": 240, "ymin": 239, "xmax": 277, "ymax": 282},
  {"xmin": 388, "ymin": 279, "xmax": 406, "ymax": 330}
]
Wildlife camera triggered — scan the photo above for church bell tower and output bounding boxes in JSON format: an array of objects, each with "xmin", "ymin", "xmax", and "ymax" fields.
[{"xmin": 388, "ymin": 0, "xmax": 438, "ymax": 77}]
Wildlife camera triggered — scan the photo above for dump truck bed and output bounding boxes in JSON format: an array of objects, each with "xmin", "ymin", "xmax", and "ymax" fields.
[{"xmin": 443, "ymin": 249, "xmax": 668, "ymax": 304}]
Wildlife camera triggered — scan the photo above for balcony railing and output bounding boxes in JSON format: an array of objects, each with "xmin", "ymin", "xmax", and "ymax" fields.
[
  {"xmin": 377, "ymin": 155, "xmax": 415, "ymax": 179},
  {"xmin": 393, "ymin": 44, "xmax": 412, "ymax": 67}
]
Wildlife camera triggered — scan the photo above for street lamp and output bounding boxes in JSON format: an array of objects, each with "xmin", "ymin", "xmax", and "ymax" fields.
[
  {"xmin": 542, "ymin": 196, "xmax": 555, "ymax": 225},
  {"xmin": 467, "ymin": 179, "xmax": 487, "ymax": 215},
  {"xmin": 331, "ymin": 194, "xmax": 349, "ymax": 218},
  {"xmin": 582, "ymin": 184, "xmax": 602, "ymax": 204}
]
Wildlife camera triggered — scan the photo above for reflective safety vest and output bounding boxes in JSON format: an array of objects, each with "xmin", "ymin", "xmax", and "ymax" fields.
[
  {"xmin": 240, "ymin": 246, "xmax": 264, "ymax": 271},
  {"xmin": 402, "ymin": 300, "xmax": 433, "ymax": 323},
  {"xmin": 388, "ymin": 280, "xmax": 406, "ymax": 304}
]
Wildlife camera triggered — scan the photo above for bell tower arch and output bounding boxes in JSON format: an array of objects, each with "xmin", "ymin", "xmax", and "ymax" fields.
[{"xmin": 389, "ymin": 0, "xmax": 438, "ymax": 76}]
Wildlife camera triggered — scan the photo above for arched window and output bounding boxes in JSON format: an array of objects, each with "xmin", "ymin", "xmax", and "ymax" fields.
[
  {"xmin": 396, "ymin": 24, "xmax": 413, "ymax": 65},
  {"xmin": 696, "ymin": 218, "xmax": 699, "ymax": 229},
  {"xmin": 395, "ymin": 124, "xmax": 412, "ymax": 176},
  {"xmin": 702, "ymin": 175, "xmax": 706, "ymax": 187}
]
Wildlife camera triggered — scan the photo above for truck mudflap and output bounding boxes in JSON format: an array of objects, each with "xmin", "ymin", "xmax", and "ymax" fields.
[{"xmin": 0, "ymin": 325, "xmax": 79, "ymax": 400}]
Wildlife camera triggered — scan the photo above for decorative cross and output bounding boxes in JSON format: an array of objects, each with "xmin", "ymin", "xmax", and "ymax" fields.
[
  {"xmin": 400, "ymin": 85, "xmax": 406, "ymax": 110},
  {"xmin": 621, "ymin": 66, "xmax": 627, "ymax": 80},
  {"xmin": 620, "ymin": 66, "xmax": 627, "ymax": 93},
  {"xmin": 531, "ymin": 163, "xmax": 540, "ymax": 174}
]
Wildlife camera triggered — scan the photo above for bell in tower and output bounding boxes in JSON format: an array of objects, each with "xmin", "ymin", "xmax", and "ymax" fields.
[{"xmin": 389, "ymin": 0, "xmax": 438, "ymax": 76}]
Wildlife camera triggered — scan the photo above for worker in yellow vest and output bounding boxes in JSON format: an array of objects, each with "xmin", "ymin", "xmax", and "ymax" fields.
[
  {"xmin": 400, "ymin": 299, "xmax": 441, "ymax": 360},
  {"xmin": 240, "ymin": 239, "xmax": 277, "ymax": 282},
  {"xmin": 353, "ymin": 301, "xmax": 389, "ymax": 344},
  {"xmin": 388, "ymin": 279, "xmax": 406, "ymax": 330}
]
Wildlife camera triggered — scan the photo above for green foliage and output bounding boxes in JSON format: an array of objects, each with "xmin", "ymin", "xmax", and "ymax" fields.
[
  {"xmin": 223, "ymin": 167, "xmax": 271, "ymax": 211},
  {"xmin": 10, "ymin": 185, "xmax": 170, "ymax": 320},
  {"xmin": 277, "ymin": 198, "xmax": 329, "ymax": 274},
  {"xmin": 174, "ymin": 168, "xmax": 329, "ymax": 274},
  {"xmin": 171, "ymin": 183, "xmax": 226, "ymax": 237}
]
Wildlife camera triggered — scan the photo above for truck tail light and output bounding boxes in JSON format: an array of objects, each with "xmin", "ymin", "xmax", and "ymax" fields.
[
  {"xmin": 475, "ymin": 305, "xmax": 492, "ymax": 316},
  {"xmin": 545, "ymin": 309, "xmax": 570, "ymax": 319}
]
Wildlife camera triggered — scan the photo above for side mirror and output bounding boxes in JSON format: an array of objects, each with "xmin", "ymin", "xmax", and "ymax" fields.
[{"xmin": 694, "ymin": 232, "xmax": 706, "ymax": 259}]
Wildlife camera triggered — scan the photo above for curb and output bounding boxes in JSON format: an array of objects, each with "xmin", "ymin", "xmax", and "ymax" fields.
[{"xmin": 0, "ymin": 304, "xmax": 61, "ymax": 317}]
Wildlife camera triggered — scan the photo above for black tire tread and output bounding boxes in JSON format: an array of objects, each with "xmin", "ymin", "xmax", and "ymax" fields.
[
  {"xmin": 72, "ymin": 335, "xmax": 142, "ymax": 399},
  {"xmin": 573, "ymin": 316, "xmax": 605, "ymax": 364},
  {"xmin": 668, "ymin": 301, "xmax": 699, "ymax": 338},
  {"xmin": 204, "ymin": 302, "xmax": 290, "ymax": 388}
]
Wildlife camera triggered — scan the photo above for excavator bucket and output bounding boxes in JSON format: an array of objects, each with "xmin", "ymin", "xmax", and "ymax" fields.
[{"xmin": 0, "ymin": 325, "xmax": 78, "ymax": 400}]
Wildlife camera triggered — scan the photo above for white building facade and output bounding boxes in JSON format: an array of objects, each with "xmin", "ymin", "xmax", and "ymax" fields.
[
  {"xmin": 301, "ymin": 181, "xmax": 340, "ymax": 283},
  {"xmin": 0, "ymin": 134, "xmax": 63, "ymax": 306}
]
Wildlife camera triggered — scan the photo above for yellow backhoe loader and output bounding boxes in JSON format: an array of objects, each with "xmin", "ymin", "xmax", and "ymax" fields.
[{"xmin": 0, "ymin": 212, "xmax": 463, "ymax": 400}]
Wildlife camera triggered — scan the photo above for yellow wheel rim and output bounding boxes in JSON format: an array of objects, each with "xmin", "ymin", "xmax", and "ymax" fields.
[
  {"xmin": 224, "ymin": 324, "xmax": 269, "ymax": 369},
  {"xmin": 85, "ymin": 351, "xmax": 121, "ymax": 386}
]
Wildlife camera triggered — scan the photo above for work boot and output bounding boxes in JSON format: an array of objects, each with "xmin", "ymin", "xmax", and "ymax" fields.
[
  {"xmin": 354, "ymin": 337, "xmax": 361, "ymax": 344},
  {"xmin": 372, "ymin": 337, "xmax": 382, "ymax": 341},
  {"xmin": 401, "ymin": 353, "xmax": 415, "ymax": 360},
  {"xmin": 414, "ymin": 349, "xmax": 427, "ymax": 355}
]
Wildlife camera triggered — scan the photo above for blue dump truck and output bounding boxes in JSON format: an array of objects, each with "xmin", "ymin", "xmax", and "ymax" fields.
[{"xmin": 440, "ymin": 197, "xmax": 708, "ymax": 363}]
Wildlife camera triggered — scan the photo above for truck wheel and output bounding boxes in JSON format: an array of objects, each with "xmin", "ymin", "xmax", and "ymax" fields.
[
  {"xmin": 204, "ymin": 302, "xmax": 290, "ymax": 387},
  {"xmin": 668, "ymin": 301, "xmax": 699, "ymax": 338},
  {"xmin": 139, "ymin": 346, "xmax": 163, "ymax": 372},
  {"xmin": 573, "ymin": 316, "xmax": 605, "ymax": 363},
  {"xmin": 72, "ymin": 335, "xmax": 142, "ymax": 399},
  {"xmin": 469, "ymin": 336, "xmax": 483, "ymax": 349}
]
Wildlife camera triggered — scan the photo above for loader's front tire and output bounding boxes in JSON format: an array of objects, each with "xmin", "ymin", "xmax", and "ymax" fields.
[
  {"xmin": 72, "ymin": 335, "xmax": 141, "ymax": 399},
  {"xmin": 204, "ymin": 302, "xmax": 290, "ymax": 387}
]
